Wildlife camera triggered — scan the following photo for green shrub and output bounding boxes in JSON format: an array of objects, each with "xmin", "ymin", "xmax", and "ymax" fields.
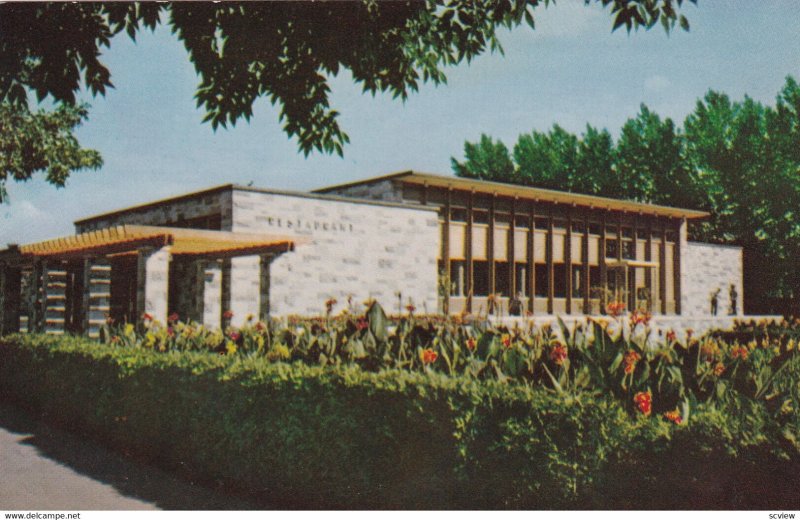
[{"xmin": 1, "ymin": 333, "xmax": 798, "ymax": 508}]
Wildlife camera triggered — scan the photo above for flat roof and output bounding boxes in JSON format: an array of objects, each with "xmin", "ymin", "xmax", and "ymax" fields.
[
  {"xmin": 74, "ymin": 182, "xmax": 436, "ymax": 227},
  {"xmin": 314, "ymin": 171, "xmax": 710, "ymax": 220}
]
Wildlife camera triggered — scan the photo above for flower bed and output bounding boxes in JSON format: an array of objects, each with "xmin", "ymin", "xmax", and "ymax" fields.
[{"xmin": 0, "ymin": 306, "xmax": 798, "ymax": 508}]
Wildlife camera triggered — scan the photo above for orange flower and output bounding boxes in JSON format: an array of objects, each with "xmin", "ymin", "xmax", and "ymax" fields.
[
  {"xmin": 623, "ymin": 350, "xmax": 641, "ymax": 375},
  {"xmin": 633, "ymin": 391, "xmax": 652, "ymax": 416},
  {"xmin": 501, "ymin": 334, "xmax": 512, "ymax": 348},
  {"xmin": 731, "ymin": 346, "xmax": 749, "ymax": 360},
  {"xmin": 607, "ymin": 301, "xmax": 626, "ymax": 317},
  {"xmin": 549, "ymin": 343, "xmax": 568, "ymax": 365},
  {"xmin": 713, "ymin": 362, "xmax": 725, "ymax": 376},
  {"xmin": 466, "ymin": 337, "xmax": 477, "ymax": 352},
  {"xmin": 421, "ymin": 348, "xmax": 438, "ymax": 364},
  {"xmin": 664, "ymin": 410, "xmax": 682, "ymax": 425},
  {"xmin": 630, "ymin": 310, "xmax": 652, "ymax": 326}
]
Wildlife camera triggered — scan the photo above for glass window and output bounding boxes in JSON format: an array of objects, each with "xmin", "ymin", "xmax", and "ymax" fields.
[
  {"xmin": 535, "ymin": 264, "xmax": 548, "ymax": 297},
  {"xmin": 622, "ymin": 240, "xmax": 635, "ymax": 260},
  {"xmin": 473, "ymin": 261, "xmax": 490, "ymax": 296},
  {"xmin": 494, "ymin": 262, "xmax": 510, "ymax": 297},
  {"xmin": 606, "ymin": 239, "xmax": 619, "ymax": 259}
]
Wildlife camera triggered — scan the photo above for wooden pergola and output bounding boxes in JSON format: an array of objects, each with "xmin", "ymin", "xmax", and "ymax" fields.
[{"xmin": 0, "ymin": 225, "xmax": 297, "ymax": 336}]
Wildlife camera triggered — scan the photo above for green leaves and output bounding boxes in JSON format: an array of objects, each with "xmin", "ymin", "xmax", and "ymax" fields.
[
  {"xmin": 0, "ymin": 103, "xmax": 102, "ymax": 202},
  {"xmin": 0, "ymin": 1, "xmax": 695, "ymax": 162}
]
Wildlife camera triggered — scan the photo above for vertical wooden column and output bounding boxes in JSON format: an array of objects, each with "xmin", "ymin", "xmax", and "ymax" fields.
[
  {"xmin": 465, "ymin": 191, "xmax": 474, "ymax": 313},
  {"xmin": 509, "ymin": 199, "xmax": 516, "ymax": 298},
  {"xmin": 631, "ymin": 215, "xmax": 639, "ymax": 311},
  {"xmin": 546, "ymin": 208, "xmax": 554, "ymax": 315},
  {"xmin": 221, "ymin": 258, "xmax": 232, "ymax": 326},
  {"xmin": 488, "ymin": 194, "xmax": 496, "ymax": 298},
  {"xmin": 259, "ymin": 254, "xmax": 272, "ymax": 321},
  {"xmin": 80, "ymin": 258, "xmax": 92, "ymax": 334},
  {"xmin": 674, "ymin": 219, "xmax": 683, "ymax": 315},
  {"xmin": 617, "ymin": 214, "xmax": 624, "ymax": 262},
  {"xmin": 646, "ymin": 218, "xmax": 653, "ymax": 310},
  {"xmin": 660, "ymin": 222, "xmax": 668, "ymax": 315},
  {"xmin": 527, "ymin": 202, "xmax": 536, "ymax": 314},
  {"xmin": 193, "ymin": 259, "xmax": 206, "ymax": 323},
  {"xmin": 442, "ymin": 188, "xmax": 451, "ymax": 314},
  {"xmin": 582, "ymin": 213, "xmax": 590, "ymax": 314},
  {"xmin": 565, "ymin": 212, "xmax": 573, "ymax": 314},
  {"xmin": 599, "ymin": 214, "xmax": 607, "ymax": 313}
]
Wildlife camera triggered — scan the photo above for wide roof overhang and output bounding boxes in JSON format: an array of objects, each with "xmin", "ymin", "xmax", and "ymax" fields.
[
  {"xmin": 316, "ymin": 171, "xmax": 710, "ymax": 220},
  {"xmin": 0, "ymin": 225, "xmax": 299, "ymax": 263}
]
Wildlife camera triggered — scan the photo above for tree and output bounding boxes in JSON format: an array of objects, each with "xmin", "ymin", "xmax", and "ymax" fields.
[
  {"xmin": 514, "ymin": 125, "xmax": 579, "ymax": 191},
  {"xmin": 0, "ymin": 1, "xmax": 694, "ymax": 195},
  {"xmin": 451, "ymin": 134, "xmax": 515, "ymax": 182},
  {"xmin": 0, "ymin": 103, "xmax": 102, "ymax": 203},
  {"xmin": 616, "ymin": 104, "xmax": 697, "ymax": 207},
  {"xmin": 574, "ymin": 125, "xmax": 616, "ymax": 196}
]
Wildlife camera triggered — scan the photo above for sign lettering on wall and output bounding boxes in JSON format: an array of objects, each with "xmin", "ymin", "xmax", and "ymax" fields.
[{"xmin": 264, "ymin": 216, "xmax": 355, "ymax": 233}]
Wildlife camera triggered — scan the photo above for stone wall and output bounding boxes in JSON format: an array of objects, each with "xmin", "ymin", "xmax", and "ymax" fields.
[
  {"xmin": 229, "ymin": 188, "xmax": 439, "ymax": 322},
  {"xmin": 316, "ymin": 178, "xmax": 404, "ymax": 202},
  {"xmin": 75, "ymin": 189, "xmax": 233, "ymax": 233},
  {"xmin": 682, "ymin": 241, "xmax": 743, "ymax": 318}
]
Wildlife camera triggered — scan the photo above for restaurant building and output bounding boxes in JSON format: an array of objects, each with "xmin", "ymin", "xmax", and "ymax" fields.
[{"xmin": 0, "ymin": 171, "xmax": 746, "ymax": 336}]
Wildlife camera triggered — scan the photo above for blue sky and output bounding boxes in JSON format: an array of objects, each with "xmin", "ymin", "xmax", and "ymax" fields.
[{"xmin": 3, "ymin": 1, "xmax": 800, "ymax": 244}]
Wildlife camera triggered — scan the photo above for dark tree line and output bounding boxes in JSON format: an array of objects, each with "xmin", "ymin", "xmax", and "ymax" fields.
[{"xmin": 452, "ymin": 77, "xmax": 800, "ymax": 314}]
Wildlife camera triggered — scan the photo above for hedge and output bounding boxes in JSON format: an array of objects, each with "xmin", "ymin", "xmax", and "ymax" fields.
[{"xmin": 1, "ymin": 333, "xmax": 798, "ymax": 509}]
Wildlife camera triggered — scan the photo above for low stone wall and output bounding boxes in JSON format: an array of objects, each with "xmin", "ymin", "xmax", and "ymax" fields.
[{"xmin": 489, "ymin": 314, "xmax": 782, "ymax": 339}]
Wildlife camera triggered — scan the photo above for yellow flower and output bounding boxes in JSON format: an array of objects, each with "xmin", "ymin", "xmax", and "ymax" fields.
[
  {"xmin": 226, "ymin": 341, "xmax": 238, "ymax": 355},
  {"xmin": 123, "ymin": 323, "xmax": 135, "ymax": 337}
]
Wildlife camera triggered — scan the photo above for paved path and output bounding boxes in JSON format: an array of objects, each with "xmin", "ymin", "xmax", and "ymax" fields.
[{"xmin": 0, "ymin": 402, "xmax": 258, "ymax": 510}]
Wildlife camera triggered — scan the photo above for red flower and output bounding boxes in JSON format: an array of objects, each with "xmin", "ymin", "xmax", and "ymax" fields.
[
  {"xmin": 466, "ymin": 337, "xmax": 477, "ymax": 352},
  {"xmin": 501, "ymin": 334, "xmax": 512, "ymax": 348},
  {"xmin": 229, "ymin": 331, "xmax": 241, "ymax": 341},
  {"xmin": 623, "ymin": 350, "xmax": 641, "ymax": 375},
  {"xmin": 255, "ymin": 321, "xmax": 267, "ymax": 332},
  {"xmin": 421, "ymin": 348, "xmax": 438, "ymax": 365},
  {"xmin": 666, "ymin": 330, "xmax": 677, "ymax": 343},
  {"xmin": 222, "ymin": 310, "xmax": 234, "ymax": 319},
  {"xmin": 168, "ymin": 312, "xmax": 179, "ymax": 323},
  {"xmin": 549, "ymin": 343, "xmax": 568, "ymax": 365},
  {"xmin": 167, "ymin": 327, "xmax": 175, "ymax": 338},
  {"xmin": 630, "ymin": 310, "xmax": 651, "ymax": 326},
  {"xmin": 731, "ymin": 346, "xmax": 749, "ymax": 360},
  {"xmin": 406, "ymin": 304, "xmax": 416, "ymax": 314},
  {"xmin": 356, "ymin": 317, "xmax": 369, "ymax": 331},
  {"xmin": 141, "ymin": 313, "xmax": 153, "ymax": 322},
  {"xmin": 664, "ymin": 410, "xmax": 682, "ymax": 425},
  {"xmin": 607, "ymin": 301, "xmax": 626, "ymax": 317},
  {"xmin": 633, "ymin": 391, "xmax": 652, "ymax": 416}
]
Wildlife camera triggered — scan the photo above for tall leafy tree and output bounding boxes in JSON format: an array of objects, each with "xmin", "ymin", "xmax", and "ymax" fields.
[
  {"xmin": 0, "ymin": 1, "xmax": 694, "ymax": 195},
  {"xmin": 514, "ymin": 125, "xmax": 579, "ymax": 191},
  {"xmin": 574, "ymin": 125, "xmax": 616, "ymax": 196},
  {"xmin": 451, "ymin": 134, "xmax": 515, "ymax": 182}
]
